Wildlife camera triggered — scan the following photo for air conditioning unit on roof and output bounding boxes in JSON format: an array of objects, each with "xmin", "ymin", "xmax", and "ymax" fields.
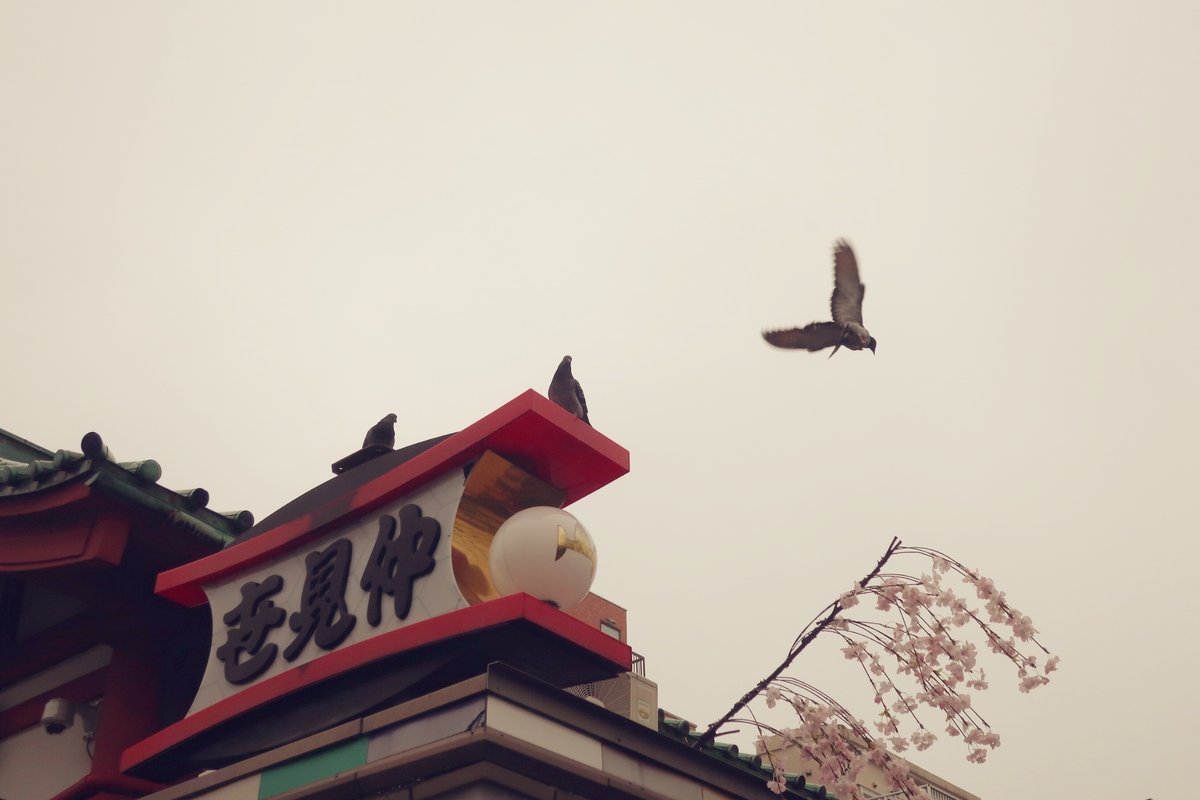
[{"xmin": 566, "ymin": 672, "xmax": 658, "ymax": 730}]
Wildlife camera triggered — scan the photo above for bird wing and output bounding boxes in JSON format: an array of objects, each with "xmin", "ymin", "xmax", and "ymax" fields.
[
  {"xmin": 830, "ymin": 240, "xmax": 866, "ymax": 325},
  {"xmin": 363, "ymin": 423, "xmax": 384, "ymax": 448},
  {"xmin": 362, "ymin": 425, "xmax": 377, "ymax": 447},
  {"xmin": 573, "ymin": 379, "xmax": 590, "ymax": 425},
  {"xmin": 762, "ymin": 322, "xmax": 844, "ymax": 351}
]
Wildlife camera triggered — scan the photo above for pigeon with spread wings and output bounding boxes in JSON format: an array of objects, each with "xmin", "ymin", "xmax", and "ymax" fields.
[{"xmin": 762, "ymin": 239, "xmax": 877, "ymax": 357}]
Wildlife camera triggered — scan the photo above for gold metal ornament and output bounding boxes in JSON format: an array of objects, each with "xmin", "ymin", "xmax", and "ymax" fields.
[{"xmin": 450, "ymin": 450, "xmax": 564, "ymax": 605}]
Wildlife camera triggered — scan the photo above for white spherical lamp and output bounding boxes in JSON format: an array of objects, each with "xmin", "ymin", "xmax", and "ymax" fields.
[{"xmin": 489, "ymin": 507, "xmax": 597, "ymax": 609}]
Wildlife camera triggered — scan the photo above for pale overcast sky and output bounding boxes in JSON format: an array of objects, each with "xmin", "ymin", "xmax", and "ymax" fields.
[{"xmin": 3, "ymin": 3, "xmax": 1198, "ymax": 798}]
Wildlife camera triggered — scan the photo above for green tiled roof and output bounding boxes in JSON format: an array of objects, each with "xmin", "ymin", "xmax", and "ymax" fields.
[
  {"xmin": 658, "ymin": 711, "xmax": 832, "ymax": 799},
  {"xmin": 0, "ymin": 428, "xmax": 254, "ymax": 547}
]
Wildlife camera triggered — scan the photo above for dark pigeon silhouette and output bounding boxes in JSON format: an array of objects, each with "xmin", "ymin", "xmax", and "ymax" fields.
[
  {"xmin": 548, "ymin": 356, "xmax": 590, "ymax": 425},
  {"xmin": 763, "ymin": 239, "xmax": 877, "ymax": 357},
  {"xmin": 362, "ymin": 413, "xmax": 398, "ymax": 449}
]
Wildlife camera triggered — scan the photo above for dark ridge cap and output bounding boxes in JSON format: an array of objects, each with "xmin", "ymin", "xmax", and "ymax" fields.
[
  {"xmin": 81, "ymin": 431, "xmax": 113, "ymax": 460},
  {"xmin": 0, "ymin": 454, "xmax": 89, "ymax": 488},
  {"xmin": 54, "ymin": 449, "xmax": 83, "ymax": 468},
  {"xmin": 87, "ymin": 461, "xmax": 240, "ymax": 542},
  {"xmin": 119, "ymin": 460, "xmax": 162, "ymax": 483},
  {"xmin": 0, "ymin": 432, "xmax": 241, "ymax": 547},
  {"xmin": 712, "ymin": 740, "xmax": 740, "ymax": 759},
  {"xmin": 30, "ymin": 460, "xmax": 59, "ymax": 478},
  {"xmin": 218, "ymin": 510, "xmax": 256, "ymax": 531},
  {"xmin": 76, "ymin": 441, "xmax": 244, "ymax": 541},
  {"xmin": 234, "ymin": 433, "xmax": 455, "ymax": 543},
  {"xmin": 175, "ymin": 488, "xmax": 210, "ymax": 511}
]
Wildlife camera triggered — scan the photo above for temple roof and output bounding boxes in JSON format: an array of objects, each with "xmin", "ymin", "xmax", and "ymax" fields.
[{"xmin": 0, "ymin": 428, "xmax": 253, "ymax": 551}]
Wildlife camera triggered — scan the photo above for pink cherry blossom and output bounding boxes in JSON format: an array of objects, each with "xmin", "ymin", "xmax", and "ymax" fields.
[
  {"xmin": 697, "ymin": 539, "xmax": 1057, "ymax": 800},
  {"xmin": 910, "ymin": 729, "xmax": 936, "ymax": 751}
]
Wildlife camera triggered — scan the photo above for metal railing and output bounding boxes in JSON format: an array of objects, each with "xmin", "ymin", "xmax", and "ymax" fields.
[
  {"xmin": 867, "ymin": 784, "xmax": 960, "ymax": 800},
  {"xmin": 923, "ymin": 785, "xmax": 960, "ymax": 800}
]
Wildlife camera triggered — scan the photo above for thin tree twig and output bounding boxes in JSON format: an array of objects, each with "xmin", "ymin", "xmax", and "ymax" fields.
[{"xmin": 693, "ymin": 536, "xmax": 903, "ymax": 749}]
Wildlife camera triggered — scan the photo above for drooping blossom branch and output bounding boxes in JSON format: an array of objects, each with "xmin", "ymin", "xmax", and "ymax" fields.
[
  {"xmin": 697, "ymin": 538, "xmax": 1059, "ymax": 800},
  {"xmin": 738, "ymin": 693, "xmax": 932, "ymax": 800},
  {"xmin": 693, "ymin": 537, "xmax": 903, "ymax": 750}
]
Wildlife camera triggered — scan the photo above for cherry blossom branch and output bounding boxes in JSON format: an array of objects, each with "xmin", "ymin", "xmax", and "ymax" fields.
[
  {"xmin": 701, "ymin": 540, "xmax": 1059, "ymax": 799},
  {"xmin": 693, "ymin": 536, "xmax": 903, "ymax": 750}
]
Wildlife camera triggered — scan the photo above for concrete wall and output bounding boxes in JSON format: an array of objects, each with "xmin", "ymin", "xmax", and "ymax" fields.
[{"xmin": 0, "ymin": 722, "xmax": 95, "ymax": 800}]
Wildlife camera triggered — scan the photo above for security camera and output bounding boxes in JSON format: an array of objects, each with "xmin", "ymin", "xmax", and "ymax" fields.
[{"xmin": 42, "ymin": 698, "xmax": 75, "ymax": 735}]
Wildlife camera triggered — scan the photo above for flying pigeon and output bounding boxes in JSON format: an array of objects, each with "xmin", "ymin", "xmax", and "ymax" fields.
[
  {"xmin": 762, "ymin": 239, "xmax": 877, "ymax": 357},
  {"xmin": 362, "ymin": 413, "xmax": 398, "ymax": 449},
  {"xmin": 548, "ymin": 355, "xmax": 590, "ymax": 425}
]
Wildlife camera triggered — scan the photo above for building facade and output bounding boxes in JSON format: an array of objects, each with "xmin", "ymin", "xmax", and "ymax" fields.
[
  {"xmin": 756, "ymin": 734, "xmax": 981, "ymax": 800},
  {"xmin": 2, "ymin": 393, "xmax": 825, "ymax": 800}
]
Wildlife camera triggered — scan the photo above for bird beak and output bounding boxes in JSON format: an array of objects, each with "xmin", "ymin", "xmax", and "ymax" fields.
[{"xmin": 868, "ymin": 339, "xmax": 877, "ymax": 354}]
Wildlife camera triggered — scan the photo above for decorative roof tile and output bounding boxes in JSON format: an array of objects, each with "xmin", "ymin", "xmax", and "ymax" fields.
[
  {"xmin": 0, "ymin": 428, "xmax": 254, "ymax": 546},
  {"xmin": 658, "ymin": 710, "xmax": 833, "ymax": 799}
]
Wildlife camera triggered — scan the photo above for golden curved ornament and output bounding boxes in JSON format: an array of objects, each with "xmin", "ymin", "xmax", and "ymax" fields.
[{"xmin": 450, "ymin": 450, "xmax": 565, "ymax": 604}]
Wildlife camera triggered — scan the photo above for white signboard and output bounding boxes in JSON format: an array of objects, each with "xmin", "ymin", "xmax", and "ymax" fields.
[{"xmin": 189, "ymin": 469, "xmax": 469, "ymax": 715}]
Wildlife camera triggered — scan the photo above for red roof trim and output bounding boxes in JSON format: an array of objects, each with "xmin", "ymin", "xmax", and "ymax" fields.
[
  {"xmin": 155, "ymin": 391, "xmax": 629, "ymax": 607},
  {"xmin": 0, "ymin": 512, "xmax": 130, "ymax": 574},
  {"xmin": 0, "ymin": 480, "xmax": 91, "ymax": 518},
  {"xmin": 119, "ymin": 594, "xmax": 631, "ymax": 773}
]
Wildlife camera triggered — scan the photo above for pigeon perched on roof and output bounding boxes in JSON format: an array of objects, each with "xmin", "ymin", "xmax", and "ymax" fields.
[
  {"xmin": 762, "ymin": 239, "xmax": 877, "ymax": 357},
  {"xmin": 362, "ymin": 413, "xmax": 398, "ymax": 449},
  {"xmin": 548, "ymin": 356, "xmax": 590, "ymax": 426}
]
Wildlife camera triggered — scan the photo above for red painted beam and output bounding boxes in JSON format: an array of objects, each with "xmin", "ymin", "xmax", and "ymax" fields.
[
  {"xmin": 120, "ymin": 594, "xmax": 632, "ymax": 773},
  {"xmin": 0, "ymin": 511, "xmax": 130, "ymax": 573},
  {"xmin": 0, "ymin": 481, "xmax": 92, "ymax": 518}
]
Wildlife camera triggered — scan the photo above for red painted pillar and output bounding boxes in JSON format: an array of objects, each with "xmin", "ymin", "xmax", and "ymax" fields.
[{"xmin": 91, "ymin": 634, "xmax": 163, "ymax": 775}]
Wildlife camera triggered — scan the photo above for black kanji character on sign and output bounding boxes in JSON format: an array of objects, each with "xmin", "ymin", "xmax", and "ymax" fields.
[
  {"xmin": 215, "ymin": 575, "xmax": 286, "ymax": 684},
  {"xmin": 282, "ymin": 538, "xmax": 357, "ymax": 661},
  {"xmin": 360, "ymin": 504, "xmax": 441, "ymax": 626}
]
